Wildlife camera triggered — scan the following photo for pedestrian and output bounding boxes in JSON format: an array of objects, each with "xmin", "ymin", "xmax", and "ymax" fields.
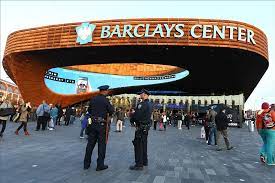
[
  {"xmin": 161, "ymin": 111, "xmax": 167, "ymax": 131},
  {"xmin": 184, "ymin": 112, "xmax": 191, "ymax": 130},
  {"xmin": 69, "ymin": 107, "xmax": 76, "ymax": 124},
  {"xmin": 80, "ymin": 111, "xmax": 89, "ymax": 139},
  {"xmin": 84, "ymin": 85, "xmax": 114, "ymax": 171},
  {"xmin": 129, "ymin": 89, "xmax": 153, "ymax": 170},
  {"xmin": 129, "ymin": 108, "xmax": 135, "ymax": 127},
  {"xmin": 15, "ymin": 102, "xmax": 31, "ymax": 135},
  {"xmin": 49, "ymin": 104, "xmax": 58, "ymax": 130},
  {"xmin": 35, "ymin": 100, "xmax": 50, "ymax": 131},
  {"xmin": 208, "ymin": 107, "xmax": 217, "ymax": 145},
  {"xmin": 65, "ymin": 106, "xmax": 72, "ymax": 126},
  {"xmin": 177, "ymin": 112, "xmax": 183, "ymax": 130},
  {"xmin": 56, "ymin": 104, "xmax": 63, "ymax": 125},
  {"xmin": 115, "ymin": 107, "xmax": 124, "ymax": 132},
  {"xmin": 153, "ymin": 110, "xmax": 160, "ymax": 130},
  {"xmin": 203, "ymin": 111, "xmax": 210, "ymax": 144},
  {"xmin": 0, "ymin": 97, "xmax": 13, "ymax": 138},
  {"xmin": 215, "ymin": 106, "xmax": 233, "ymax": 151},
  {"xmin": 256, "ymin": 102, "xmax": 275, "ymax": 165}
]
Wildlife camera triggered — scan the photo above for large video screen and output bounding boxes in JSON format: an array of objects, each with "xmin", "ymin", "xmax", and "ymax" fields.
[{"xmin": 44, "ymin": 67, "xmax": 189, "ymax": 95}]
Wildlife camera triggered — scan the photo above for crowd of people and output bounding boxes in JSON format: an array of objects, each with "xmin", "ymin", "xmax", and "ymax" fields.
[
  {"xmin": 0, "ymin": 97, "xmax": 85, "ymax": 137},
  {"xmin": 151, "ymin": 110, "xmax": 201, "ymax": 131},
  {"xmin": 0, "ymin": 96, "xmax": 274, "ymax": 166}
]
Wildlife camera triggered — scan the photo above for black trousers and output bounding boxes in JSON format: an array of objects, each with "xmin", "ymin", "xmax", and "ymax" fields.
[
  {"xmin": 186, "ymin": 122, "xmax": 190, "ymax": 130},
  {"xmin": 17, "ymin": 122, "xmax": 27, "ymax": 131},
  {"xmin": 65, "ymin": 116, "xmax": 70, "ymax": 126},
  {"xmin": 153, "ymin": 121, "xmax": 157, "ymax": 130},
  {"xmin": 84, "ymin": 122, "xmax": 107, "ymax": 168},
  {"xmin": 56, "ymin": 116, "xmax": 61, "ymax": 125},
  {"xmin": 0, "ymin": 120, "xmax": 7, "ymax": 133},
  {"xmin": 204, "ymin": 126, "xmax": 210, "ymax": 141},
  {"xmin": 132, "ymin": 128, "xmax": 148, "ymax": 167},
  {"xmin": 36, "ymin": 116, "xmax": 47, "ymax": 130}
]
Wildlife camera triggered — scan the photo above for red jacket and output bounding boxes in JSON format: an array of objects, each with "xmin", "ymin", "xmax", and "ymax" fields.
[{"xmin": 256, "ymin": 109, "xmax": 275, "ymax": 130}]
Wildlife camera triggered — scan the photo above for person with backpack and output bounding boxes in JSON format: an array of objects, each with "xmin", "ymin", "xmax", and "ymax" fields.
[
  {"xmin": 0, "ymin": 97, "xmax": 13, "ymax": 138},
  {"xmin": 256, "ymin": 102, "xmax": 275, "ymax": 165}
]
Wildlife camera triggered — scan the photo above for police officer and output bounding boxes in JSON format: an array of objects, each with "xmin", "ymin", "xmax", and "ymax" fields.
[
  {"xmin": 84, "ymin": 85, "xmax": 114, "ymax": 171},
  {"xmin": 129, "ymin": 89, "xmax": 153, "ymax": 170}
]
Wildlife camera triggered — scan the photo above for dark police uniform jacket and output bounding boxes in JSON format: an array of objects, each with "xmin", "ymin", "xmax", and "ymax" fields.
[
  {"xmin": 88, "ymin": 94, "xmax": 114, "ymax": 119},
  {"xmin": 131, "ymin": 99, "xmax": 153, "ymax": 128}
]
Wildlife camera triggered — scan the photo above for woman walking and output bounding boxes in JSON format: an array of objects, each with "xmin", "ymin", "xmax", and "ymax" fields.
[
  {"xmin": 15, "ymin": 102, "xmax": 31, "ymax": 135},
  {"xmin": 50, "ymin": 104, "xmax": 58, "ymax": 129},
  {"xmin": 0, "ymin": 97, "xmax": 13, "ymax": 138},
  {"xmin": 256, "ymin": 102, "xmax": 275, "ymax": 166}
]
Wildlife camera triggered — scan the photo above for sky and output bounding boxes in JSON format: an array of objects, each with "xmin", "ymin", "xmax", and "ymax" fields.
[{"xmin": 1, "ymin": 1, "xmax": 275, "ymax": 110}]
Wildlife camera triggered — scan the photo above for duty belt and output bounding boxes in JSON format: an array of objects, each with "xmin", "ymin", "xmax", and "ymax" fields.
[
  {"xmin": 91, "ymin": 116, "xmax": 105, "ymax": 121},
  {"xmin": 88, "ymin": 116, "xmax": 106, "ymax": 124}
]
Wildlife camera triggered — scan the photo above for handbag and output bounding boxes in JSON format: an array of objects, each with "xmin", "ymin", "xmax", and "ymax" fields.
[
  {"xmin": 0, "ymin": 107, "xmax": 16, "ymax": 117},
  {"xmin": 12, "ymin": 112, "xmax": 21, "ymax": 122},
  {"xmin": 48, "ymin": 118, "xmax": 55, "ymax": 128}
]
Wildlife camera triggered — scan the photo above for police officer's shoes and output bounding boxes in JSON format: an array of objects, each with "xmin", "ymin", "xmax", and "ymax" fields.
[
  {"xmin": 83, "ymin": 165, "xmax": 90, "ymax": 170},
  {"xmin": 129, "ymin": 165, "xmax": 143, "ymax": 170},
  {"xmin": 96, "ymin": 165, "xmax": 108, "ymax": 171}
]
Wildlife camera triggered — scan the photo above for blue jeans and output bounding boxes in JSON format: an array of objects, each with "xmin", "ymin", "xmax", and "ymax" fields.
[
  {"xmin": 259, "ymin": 129, "xmax": 275, "ymax": 165},
  {"xmin": 80, "ymin": 127, "xmax": 86, "ymax": 137},
  {"xmin": 208, "ymin": 127, "xmax": 217, "ymax": 145},
  {"xmin": 69, "ymin": 115, "xmax": 75, "ymax": 124},
  {"xmin": 52, "ymin": 117, "xmax": 57, "ymax": 126}
]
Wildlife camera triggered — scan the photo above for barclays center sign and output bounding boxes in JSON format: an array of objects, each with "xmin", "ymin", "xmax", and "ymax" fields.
[{"xmin": 76, "ymin": 22, "xmax": 256, "ymax": 45}]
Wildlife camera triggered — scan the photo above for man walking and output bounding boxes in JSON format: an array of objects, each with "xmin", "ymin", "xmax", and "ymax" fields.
[
  {"xmin": 208, "ymin": 107, "xmax": 217, "ymax": 145},
  {"xmin": 35, "ymin": 100, "xmax": 50, "ymax": 131},
  {"xmin": 116, "ymin": 107, "xmax": 124, "ymax": 132},
  {"xmin": 84, "ymin": 85, "xmax": 114, "ymax": 171},
  {"xmin": 129, "ymin": 89, "xmax": 153, "ymax": 170},
  {"xmin": 215, "ymin": 106, "xmax": 233, "ymax": 151}
]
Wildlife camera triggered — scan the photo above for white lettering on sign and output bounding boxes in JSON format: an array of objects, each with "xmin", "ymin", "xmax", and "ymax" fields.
[
  {"xmin": 213, "ymin": 25, "xmax": 225, "ymax": 39},
  {"xmin": 190, "ymin": 24, "xmax": 202, "ymax": 38},
  {"xmin": 133, "ymin": 24, "xmax": 145, "ymax": 37},
  {"xmin": 78, "ymin": 22, "xmax": 257, "ymax": 45},
  {"xmin": 174, "ymin": 24, "xmax": 184, "ymax": 38}
]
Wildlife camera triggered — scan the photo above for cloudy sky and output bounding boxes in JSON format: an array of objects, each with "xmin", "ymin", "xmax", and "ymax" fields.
[{"xmin": 1, "ymin": 1, "xmax": 274, "ymax": 110}]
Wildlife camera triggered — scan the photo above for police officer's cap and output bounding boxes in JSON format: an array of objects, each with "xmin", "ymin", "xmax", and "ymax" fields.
[
  {"xmin": 98, "ymin": 85, "xmax": 110, "ymax": 91},
  {"xmin": 138, "ymin": 89, "xmax": 150, "ymax": 95}
]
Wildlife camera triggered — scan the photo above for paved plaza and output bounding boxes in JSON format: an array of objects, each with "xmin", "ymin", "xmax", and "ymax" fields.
[{"xmin": 0, "ymin": 120, "xmax": 274, "ymax": 183}]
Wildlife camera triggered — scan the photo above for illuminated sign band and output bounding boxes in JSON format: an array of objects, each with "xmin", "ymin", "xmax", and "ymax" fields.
[
  {"xmin": 76, "ymin": 22, "xmax": 256, "ymax": 45},
  {"xmin": 134, "ymin": 75, "xmax": 176, "ymax": 80},
  {"xmin": 45, "ymin": 72, "xmax": 75, "ymax": 84}
]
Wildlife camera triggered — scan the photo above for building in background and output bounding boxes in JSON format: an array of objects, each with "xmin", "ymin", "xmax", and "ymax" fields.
[
  {"xmin": 0, "ymin": 79, "xmax": 23, "ymax": 104},
  {"xmin": 2, "ymin": 18, "xmax": 269, "ymax": 108}
]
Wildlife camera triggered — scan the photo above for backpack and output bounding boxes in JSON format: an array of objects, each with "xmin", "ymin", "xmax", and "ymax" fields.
[{"xmin": 262, "ymin": 110, "xmax": 274, "ymax": 129}]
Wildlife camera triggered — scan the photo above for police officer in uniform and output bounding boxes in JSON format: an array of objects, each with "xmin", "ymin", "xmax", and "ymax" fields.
[
  {"xmin": 129, "ymin": 89, "xmax": 153, "ymax": 170},
  {"xmin": 84, "ymin": 85, "xmax": 114, "ymax": 171}
]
